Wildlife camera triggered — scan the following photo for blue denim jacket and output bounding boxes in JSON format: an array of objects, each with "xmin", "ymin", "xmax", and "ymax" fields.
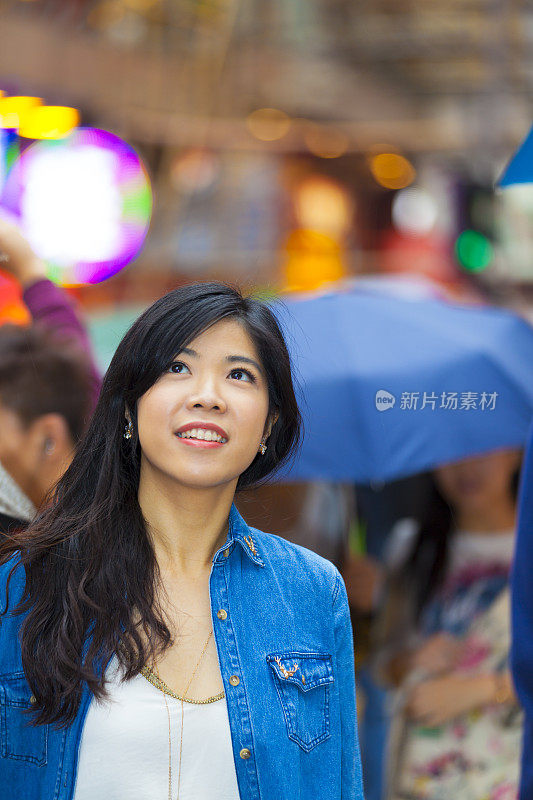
[{"xmin": 0, "ymin": 502, "xmax": 364, "ymax": 799}]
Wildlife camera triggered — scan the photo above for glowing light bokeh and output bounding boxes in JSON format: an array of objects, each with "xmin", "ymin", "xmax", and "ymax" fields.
[
  {"xmin": 455, "ymin": 230, "xmax": 493, "ymax": 272},
  {"xmin": 0, "ymin": 272, "xmax": 31, "ymax": 325},
  {"xmin": 294, "ymin": 177, "xmax": 352, "ymax": 236},
  {"xmin": 392, "ymin": 188, "xmax": 438, "ymax": 236},
  {"xmin": 18, "ymin": 106, "xmax": 80, "ymax": 140},
  {"xmin": 303, "ymin": 124, "xmax": 349, "ymax": 159},
  {"xmin": 0, "ymin": 130, "xmax": 6, "ymax": 193},
  {"xmin": 170, "ymin": 148, "xmax": 220, "ymax": 194},
  {"xmin": 284, "ymin": 228, "xmax": 345, "ymax": 292},
  {"xmin": 370, "ymin": 152, "xmax": 416, "ymax": 190},
  {"xmin": 0, "ymin": 96, "xmax": 42, "ymax": 129},
  {"xmin": 246, "ymin": 108, "xmax": 291, "ymax": 142},
  {"xmin": 1, "ymin": 127, "xmax": 152, "ymax": 286},
  {"xmin": 0, "ymin": 128, "xmax": 18, "ymax": 194}
]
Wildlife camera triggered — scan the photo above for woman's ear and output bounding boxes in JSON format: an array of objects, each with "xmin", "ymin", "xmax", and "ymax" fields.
[
  {"xmin": 265, "ymin": 410, "xmax": 280, "ymax": 438},
  {"xmin": 125, "ymin": 406, "xmax": 132, "ymax": 425}
]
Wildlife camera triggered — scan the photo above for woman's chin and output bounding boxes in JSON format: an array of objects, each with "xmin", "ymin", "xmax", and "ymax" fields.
[{"xmin": 163, "ymin": 469, "xmax": 239, "ymax": 491}]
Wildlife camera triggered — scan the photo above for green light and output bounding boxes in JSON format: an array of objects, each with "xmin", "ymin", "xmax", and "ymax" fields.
[
  {"xmin": 121, "ymin": 184, "xmax": 152, "ymax": 221},
  {"xmin": 5, "ymin": 141, "xmax": 18, "ymax": 171},
  {"xmin": 251, "ymin": 286, "xmax": 279, "ymax": 301},
  {"xmin": 455, "ymin": 230, "xmax": 493, "ymax": 272},
  {"xmin": 45, "ymin": 262, "xmax": 63, "ymax": 285}
]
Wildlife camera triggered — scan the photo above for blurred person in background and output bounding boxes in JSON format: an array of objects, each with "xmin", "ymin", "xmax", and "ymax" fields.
[
  {"xmin": 372, "ymin": 449, "xmax": 523, "ymax": 800},
  {"xmin": 0, "ymin": 218, "xmax": 100, "ymax": 533},
  {"xmin": 342, "ymin": 475, "xmax": 434, "ymax": 800},
  {"xmin": 0, "ymin": 325, "xmax": 93, "ymax": 533}
]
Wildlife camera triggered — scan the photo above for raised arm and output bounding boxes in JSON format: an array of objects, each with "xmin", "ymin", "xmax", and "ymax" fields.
[{"xmin": 0, "ymin": 217, "xmax": 102, "ymax": 413}]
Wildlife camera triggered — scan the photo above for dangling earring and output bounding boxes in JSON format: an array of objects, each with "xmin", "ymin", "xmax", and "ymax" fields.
[
  {"xmin": 259, "ymin": 440, "xmax": 267, "ymax": 455},
  {"xmin": 124, "ymin": 420, "xmax": 133, "ymax": 440}
]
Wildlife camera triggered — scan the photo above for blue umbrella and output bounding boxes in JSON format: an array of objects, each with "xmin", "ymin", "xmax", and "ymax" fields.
[
  {"xmin": 272, "ymin": 281, "xmax": 533, "ymax": 483},
  {"xmin": 498, "ymin": 124, "xmax": 533, "ymax": 186}
]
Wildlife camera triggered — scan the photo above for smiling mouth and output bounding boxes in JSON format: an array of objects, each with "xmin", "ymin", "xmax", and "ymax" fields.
[{"xmin": 176, "ymin": 428, "xmax": 228, "ymax": 444}]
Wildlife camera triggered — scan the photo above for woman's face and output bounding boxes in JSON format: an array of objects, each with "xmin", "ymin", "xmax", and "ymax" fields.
[
  {"xmin": 433, "ymin": 448, "xmax": 522, "ymax": 514},
  {"xmin": 135, "ymin": 318, "xmax": 276, "ymax": 491}
]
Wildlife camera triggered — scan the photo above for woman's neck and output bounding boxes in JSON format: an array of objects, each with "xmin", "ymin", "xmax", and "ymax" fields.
[
  {"xmin": 455, "ymin": 497, "xmax": 516, "ymax": 534},
  {"xmin": 138, "ymin": 465, "xmax": 237, "ymax": 579}
]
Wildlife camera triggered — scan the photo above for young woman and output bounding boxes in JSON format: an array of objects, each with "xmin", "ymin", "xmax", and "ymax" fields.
[
  {"xmin": 0, "ymin": 282, "xmax": 364, "ymax": 800},
  {"xmin": 373, "ymin": 450, "xmax": 523, "ymax": 800}
]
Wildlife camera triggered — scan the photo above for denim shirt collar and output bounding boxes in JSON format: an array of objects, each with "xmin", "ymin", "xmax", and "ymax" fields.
[
  {"xmin": 226, "ymin": 502, "xmax": 265, "ymax": 568},
  {"xmin": 88, "ymin": 501, "xmax": 264, "ymax": 676}
]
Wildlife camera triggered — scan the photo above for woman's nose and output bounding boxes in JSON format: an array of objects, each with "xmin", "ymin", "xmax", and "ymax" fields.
[{"xmin": 186, "ymin": 381, "xmax": 227, "ymax": 412}]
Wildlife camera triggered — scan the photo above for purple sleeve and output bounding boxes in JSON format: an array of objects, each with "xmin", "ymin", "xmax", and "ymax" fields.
[{"xmin": 22, "ymin": 278, "xmax": 102, "ymax": 413}]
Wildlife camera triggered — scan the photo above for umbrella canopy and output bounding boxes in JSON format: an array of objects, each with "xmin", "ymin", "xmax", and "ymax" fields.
[
  {"xmin": 272, "ymin": 282, "xmax": 533, "ymax": 483},
  {"xmin": 498, "ymin": 124, "xmax": 533, "ymax": 187}
]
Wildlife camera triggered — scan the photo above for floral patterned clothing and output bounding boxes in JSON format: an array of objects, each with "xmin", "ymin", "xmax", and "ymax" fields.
[{"xmin": 389, "ymin": 531, "xmax": 522, "ymax": 800}]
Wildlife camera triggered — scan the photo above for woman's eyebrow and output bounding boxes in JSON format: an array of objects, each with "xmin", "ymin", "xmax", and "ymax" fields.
[
  {"xmin": 226, "ymin": 355, "xmax": 264, "ymax": 375},
  {"xmin": 178, "ymin": 347, "xmax": 264, "ymax": 376}
]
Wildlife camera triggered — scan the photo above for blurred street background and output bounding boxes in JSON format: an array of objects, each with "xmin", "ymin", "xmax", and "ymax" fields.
[
  {"xmin": 1, "ymin": 0, "xmax": 533, "ymax": 354},
  {"xmin": 1, "ymin": 2, "xmax": 532, "ymax": 799}
]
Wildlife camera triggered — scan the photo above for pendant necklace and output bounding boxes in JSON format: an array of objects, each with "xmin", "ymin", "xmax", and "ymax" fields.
[{"xmin": 153, "ymin": 628, "xmax": 214, "ymax": 800}]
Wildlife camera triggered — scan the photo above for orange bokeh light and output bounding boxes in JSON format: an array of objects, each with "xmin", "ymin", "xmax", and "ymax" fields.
[
  {"xmin": 369, "ymin": 152, "xmax": 416, "ymax": 190},
  {"xmin": 246, "ymin": 108, "xmax": 291, "ymax": 142},
  {"xmin": 283, "ymin": 229, "xmax": 346, "ymax": 292},
  {"xmin": 18, "ymin": 105, "xmax": 80, "ymax": 140},
  {"xmin": 0, "ymin": 96, "xmax": 43, "ymax": 129},
  {"xmin": 303, "ymin": 124, "xmax": 349, "ymax": 159}
]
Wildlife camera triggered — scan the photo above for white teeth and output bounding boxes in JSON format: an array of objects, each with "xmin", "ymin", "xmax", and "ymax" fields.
[{"xmin": 177, "ymin": 428, "xmax": 227, "ymax": 443}]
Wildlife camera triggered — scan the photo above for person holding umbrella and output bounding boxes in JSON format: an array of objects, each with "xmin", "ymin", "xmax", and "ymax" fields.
[
  {"xmin": 510, "ymin": 420, "xmax": 533, "ymax": 800},
  {"xmin": 497, "ymin": 122, "xmax": 533, "ymax": 800},
  {"xmin": 372, "ymin": 449, "xmax": 523, "ymax": 799}
]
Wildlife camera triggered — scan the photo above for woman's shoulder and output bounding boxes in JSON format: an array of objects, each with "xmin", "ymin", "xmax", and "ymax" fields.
[
  {"xmin": 0, "ymin": 550, "xmax": 26, "ymax": 612},
  {"xmin": 247, "ymin": 524, "xmax": 340, "ymax": 597}
]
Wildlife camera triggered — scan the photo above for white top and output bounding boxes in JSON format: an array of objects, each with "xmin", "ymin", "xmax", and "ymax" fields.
[
  {"xmin": 383, "ymin": 518, "xmax": 516, "ymax": 575},
  {"xmin": 73, "ymin": 655, "xmax": 241, "ymax": 800},
  {"xmin": 446, "ymin": 528, "xmax": 515, "ymax": 577}
]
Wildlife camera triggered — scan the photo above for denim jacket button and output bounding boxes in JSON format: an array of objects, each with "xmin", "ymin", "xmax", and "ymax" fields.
[
  {"xmin": 224, "ymin": 548, "xmax": 230, "ymax": 557},
  {"xmin": 29, "ymin": 694, "xmax": 36, "ymax": 704},
  {"xmin": 229, "ymin": 675, "xmax": 240, "ymax": 686},
  {"xmin": 217, "ymin": 609, "xmax": 228, "ymax": 620},
  {"xmin": 239, "ymin": 748, "xmax": 251, "ymax": 759}
]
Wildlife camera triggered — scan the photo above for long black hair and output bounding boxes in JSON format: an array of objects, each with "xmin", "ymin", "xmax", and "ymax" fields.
[
  {"xmin": 0, "ymin": 281, "xmax": 302, "ymax": 728},
  {"xmin": 405, "ymin": 459, "xmax": 522, "ymax": 621}
]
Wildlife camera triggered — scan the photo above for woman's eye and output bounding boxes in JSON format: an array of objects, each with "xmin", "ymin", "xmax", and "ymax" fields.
[
  {"xmin": 168, "ymin": 361, "xmax": 190, "ymax": 374},
  {"xmin": 230, "ymin": 368, "xmax": 256, "ymax": 383}
]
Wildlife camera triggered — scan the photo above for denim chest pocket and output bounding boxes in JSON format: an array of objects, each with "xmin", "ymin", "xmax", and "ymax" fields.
[
  {"xmin": 266, "ymin": 650, "xmax": 334, "ymax": 753},
  {"xmin": 0, "ymin": 673, "xmax": 48, "ymax": 766}
]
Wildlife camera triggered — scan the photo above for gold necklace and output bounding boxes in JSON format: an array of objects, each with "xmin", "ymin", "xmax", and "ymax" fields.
[
  {"xmin": 141, "ymin": 666, "xmax": 225, "ymax": 704},
  {"xmin": 153, "ymin": 629, "xmax": 214, "ymax": 800}
]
